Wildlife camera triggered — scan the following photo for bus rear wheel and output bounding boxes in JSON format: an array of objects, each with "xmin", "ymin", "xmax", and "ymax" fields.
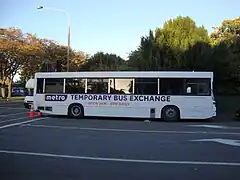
[
  {"xmin": 161, "ymin": 106, "xmax": 180, "ymax": 122},
  {"xmin": 68, "ymin": 103, "xmax": 84, "ymax": 119}
]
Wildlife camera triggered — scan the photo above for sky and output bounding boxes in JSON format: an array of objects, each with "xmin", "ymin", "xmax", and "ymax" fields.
[{"xmin": 1, "ymin": 0, "xmax": 239, "ymax": 81}]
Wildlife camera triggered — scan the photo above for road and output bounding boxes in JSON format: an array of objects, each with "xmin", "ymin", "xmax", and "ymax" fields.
[{"xmin": 0, "ymin": 102, "xmax": 240, "ymax": 180}]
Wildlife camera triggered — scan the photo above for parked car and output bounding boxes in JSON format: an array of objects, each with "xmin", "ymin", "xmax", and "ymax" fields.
[{"xmin": 12, "ymin": 87, "xmax": 25, "ymax": 96}]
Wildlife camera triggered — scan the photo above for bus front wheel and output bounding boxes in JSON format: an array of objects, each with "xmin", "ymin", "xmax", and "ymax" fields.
[
  {"xmin": 161, "ymin": 106, "xmax": 180, "ymax": 122},
  {"xmin": 68, "ymin": 103, "xmax": 84, "ymax": 119}
]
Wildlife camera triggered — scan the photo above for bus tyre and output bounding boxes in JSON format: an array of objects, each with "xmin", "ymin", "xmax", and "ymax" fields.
[
  {"xmin": 162, "ymin": 106, "xmax": 180, "ymax": 122},
  {"xmin": 68, "ymin": 104, "xmax": 84, "ymax": 119}
]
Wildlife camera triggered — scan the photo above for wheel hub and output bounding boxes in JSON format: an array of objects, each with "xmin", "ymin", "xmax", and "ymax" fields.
[
  {"xmin": 72, "ymin": 106, "xmax": 81, "ymax": 115},
  {"xmin": 166, "ymin": 108, "xmax": 176, "ymax": 117}
]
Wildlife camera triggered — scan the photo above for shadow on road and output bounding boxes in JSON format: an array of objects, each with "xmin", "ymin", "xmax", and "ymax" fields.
[{"xmin": 46, "ymin": 115, "xmax": 228, "ymax": 123}]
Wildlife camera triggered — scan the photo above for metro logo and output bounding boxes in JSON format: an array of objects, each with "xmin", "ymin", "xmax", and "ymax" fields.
[{"xmin": 45, "ymin": 94, "xmax": 67, "ymax": 101}]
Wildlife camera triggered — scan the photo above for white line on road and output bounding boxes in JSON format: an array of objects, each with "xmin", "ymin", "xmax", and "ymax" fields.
[
  {"xmin": 0, "ymin": 149, "xmax": 239, "ymax": 166},
  {"xmin": 0, "ymin": 116, "xmax": 29, "ymax": 124},
  {"xmin": 186, "ymin": 125, "xmax": 240, "ymax": 130},
  {"xmin": 22, "ymin": 124, "xmax": 240, "ymax": 135},
  {"xmin": 0, "ymin": 117, "xmax": 48, "ymax": 130},
  {"xmin": 191, "ymin": 139, "xmax": 240, "ymax": 147},
  {"xmin": 0, "ymin": 112, "xmax": 27, "ymax": 117}
]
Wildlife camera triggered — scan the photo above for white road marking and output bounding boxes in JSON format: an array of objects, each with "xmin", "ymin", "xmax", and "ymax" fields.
[
  {"xmin": 22, "ymin": 124, "xmax": 240, "ymax": 135},
  {"xmin": 186, "ymin": 125, "xmax": 240, "ymax": 130},
  {"xmin": 0, "ymin": 117, "xmax": 48, "ymax": 130},
  {"xmin": 0, "ymin": 112, "xmax": 27, "ymax": 117},
  {"xmin": 0, "ymin": 117, "xmax": 29, "ymax": 124},
  {"xmin": 191, "ymin": 139, "xmax": 240, "ymax": 147},
  {"xmin": 0, "ymin": 150, "xmax": 239, "ymax": 166}
]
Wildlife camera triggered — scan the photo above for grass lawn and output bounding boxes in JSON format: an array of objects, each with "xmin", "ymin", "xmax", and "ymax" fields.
[{"xmin": 0, "ymin": 96, "xmax": 24, "ymax": 101}]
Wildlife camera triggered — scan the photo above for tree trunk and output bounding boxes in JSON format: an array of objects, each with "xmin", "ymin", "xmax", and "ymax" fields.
[
  {"xmin": 1, "ymin": 87, "xmax": 5, "ymax": 98},
  {"xmin": 7, "ymin": 82, "xmax": 12, "ymax": 98}
]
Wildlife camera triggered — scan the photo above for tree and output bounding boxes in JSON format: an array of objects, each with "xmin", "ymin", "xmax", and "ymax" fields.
[
  {"xmin": 155, "ymin": 16, "xmax": 209, "ymax": 68},
  {"xmin": 20, "ymin": 40, "xmax": 88, "ymax": 81},
  {"xmin": 0, "ymin": 27, "xmax": 42, "ymax": 97},
  {"xmin": 61, "ymin": 48, "xmax": 87, "ymax": 72},
  {"xmin": 156, "ymin": 16, "xmax": 209, "ymax": 50},
  {"xmin": 80, "ymin": 52, "xmax": 127, "ymax": 71},
  {"xmin": 128, "ymin": 30, "xmax": 167, "ymax": 70},
  {"xmin": 210, "ymin": 17, "xmax": 240, "ymax": 94},
  {"xmin": 211, "ymin": 17, "xmax": 240, "ymax": 45},
  {"xmin": 127, "ymin": 16, "xmax": 209, "ymax": 71},
  {"xmin": 181, "ymin": 42, "xmax": 214, "ymax": 71}
]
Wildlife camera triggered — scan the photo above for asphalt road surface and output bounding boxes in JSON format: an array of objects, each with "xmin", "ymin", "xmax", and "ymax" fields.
[{"xmin": 0, "ymin": 102, "xmax": 240, "ymax": 180}]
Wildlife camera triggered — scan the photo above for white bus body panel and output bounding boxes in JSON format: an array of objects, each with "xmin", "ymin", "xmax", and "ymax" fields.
[{"xmin": 34, "ymin": 94, "xmax": 214, "ymax": 119}]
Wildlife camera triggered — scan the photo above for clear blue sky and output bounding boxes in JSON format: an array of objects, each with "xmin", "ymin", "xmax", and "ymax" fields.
[{"xmin": 1, "ymin": 0, "xmax": 239, "ymax": 60}]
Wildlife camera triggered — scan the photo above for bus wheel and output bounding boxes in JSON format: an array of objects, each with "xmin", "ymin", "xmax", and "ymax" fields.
[
  {"xmin": 68, "ymin": 103, "xmax": 84, "ymax": 118},
  {"xmin": 161, "ymin": 106, "xmax": 180, "ymax": 122}
]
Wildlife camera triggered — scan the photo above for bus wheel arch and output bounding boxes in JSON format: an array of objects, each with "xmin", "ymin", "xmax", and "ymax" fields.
[
  {"xmin": 161, "ymin": 105, "xmax": 180, "ymax": 122},
  {"xmin": 68, "ymin": 103, "xmax": 84, "ymax": 118}
]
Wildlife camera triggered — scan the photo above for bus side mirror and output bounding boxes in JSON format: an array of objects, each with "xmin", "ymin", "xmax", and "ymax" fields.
[{"xmin": 187, "ymin": 87, "xmax": 191, "ymax": 94}]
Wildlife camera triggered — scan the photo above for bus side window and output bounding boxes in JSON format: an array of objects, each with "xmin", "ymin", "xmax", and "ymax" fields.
[
  {"xmin": 186, "ymin": 83, "xmax": 198, "ymax": 95},
  {"xmin": 87, "ymin": 78, "xmax": 108, "ymax": 94},
  {"xmin": 159, "ymin": 78, "xmax": 185, "ymax": 95},
  {"xmin": 134, "ymin": 78, "xmax": 158, "ymax": 95},
  {"xmin": 110, "ymin": 78, "xmax": 133, "ymax": 94},
  {"xmin": 198, "ymin": 83, "xmax": 210, "ymax": 95},
  {"xmin": 45, "ymin": 78, "xmax": 64, "ymax": 93},
  {"xmin": 36, "ymin": 78, "xmax": 44, "ymax": 94},
  {"xmin": 65, "ymin": 78, "xmax": 85, "ymax": 94},
  {"xmin": 186, "ymin": 78, "xmax": 211, "ymax": 96}
]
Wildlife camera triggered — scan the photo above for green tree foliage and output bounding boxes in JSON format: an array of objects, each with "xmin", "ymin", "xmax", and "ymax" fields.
[
  {"xmin": 19, "ymin": 40, "xmax": 87, "ymax": 81},
  {"xmin": 128, "ymin": 16, "xmax": 210, "ymax": 71},
  {"xmin": 210, "ymin": 17, "xmax": 240, "ymax": 94},
  {"xmin": 0, "ymin": 27, "xmax": 42, "ymax": 97},
  {"xmin": 156, "ymin": 16, "xmax": 209, "ymax": 50},
  {"xmin": 128, "ymin": 30, "xmax": 174, "ymax": 70},
  {"xmin": 80, "ymin": 52, "xmax": 127, "ymax": 71},
  {"xmin": 156, "ymin": 16, "xmax": 209, "ymax": 68}
]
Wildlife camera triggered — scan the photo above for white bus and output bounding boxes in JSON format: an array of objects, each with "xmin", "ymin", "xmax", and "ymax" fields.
[
  {"xmin": 24, "ymin": 78, "xmax": 35, "ymax": 109},
  {"xmin": 33, "ymin": 71, "xmax": 216, "ymax": 122}
]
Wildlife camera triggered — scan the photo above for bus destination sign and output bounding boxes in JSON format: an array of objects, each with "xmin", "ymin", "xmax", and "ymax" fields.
[{"xmin": 71, "ymin": 94, "xmax": 170, "ymax": 102}]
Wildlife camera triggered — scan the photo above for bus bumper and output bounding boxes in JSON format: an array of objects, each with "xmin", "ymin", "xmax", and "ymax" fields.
[{"xmin": 24, "ymin": 102, "xmax": 31, "ymax": 109}]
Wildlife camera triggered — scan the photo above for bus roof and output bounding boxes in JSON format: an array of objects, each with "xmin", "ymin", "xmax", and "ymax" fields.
[
  {"xmin": 35, "ymin": 71, "xmax": 213, "ymax": 79},
  {"xmin": 25, "ymin": 78, "xmax": 35, "ymax": 89}
]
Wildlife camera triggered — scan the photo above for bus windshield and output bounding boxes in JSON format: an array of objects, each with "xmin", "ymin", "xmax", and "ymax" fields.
[{"xmin": 26, "ymin": 89, "xmax": 34, "ymax": 96}]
